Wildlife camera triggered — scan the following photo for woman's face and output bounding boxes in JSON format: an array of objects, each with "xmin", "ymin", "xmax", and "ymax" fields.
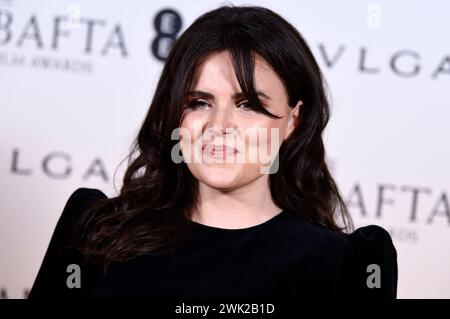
[{"xmin": 179, "ymin": 50, "xmax": 301, "ymax": 191}]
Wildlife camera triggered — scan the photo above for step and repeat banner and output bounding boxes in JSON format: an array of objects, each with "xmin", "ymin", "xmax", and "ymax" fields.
[{"xmin": 0, "ymin": 0, "xmax": 449, "ymax": 298}]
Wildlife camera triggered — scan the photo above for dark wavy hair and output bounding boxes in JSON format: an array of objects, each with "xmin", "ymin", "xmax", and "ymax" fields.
[{"xmin": 73, "ymin": 5, "xmax": 353, "ymax": 272}]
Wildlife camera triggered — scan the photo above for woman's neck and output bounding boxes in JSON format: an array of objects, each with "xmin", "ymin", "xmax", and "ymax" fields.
[{"xmin": 191, "ymin": 175, "xmax": 283, "ymax": 229}]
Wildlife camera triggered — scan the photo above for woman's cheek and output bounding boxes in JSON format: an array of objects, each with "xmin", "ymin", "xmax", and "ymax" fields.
[{"xmin": 242, "ymin": 120, "xmax": 279, "ymax": 165}]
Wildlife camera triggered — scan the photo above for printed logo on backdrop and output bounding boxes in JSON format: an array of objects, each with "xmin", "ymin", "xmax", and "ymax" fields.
[
  {"xmin": 9, "ymin": 148, "xmax": 111, "ymax": 182},
  {"xmin": 316, "ymin": 45, "xmax": 450, "ymax": 79},
  {"xmin": 344, "ymin": 181, "xmax": 450, "ymax": 244},
  {"xmin": 0, "ymin": 1, "xmax": 183, "ymax": 74},
  {"xmin": 324, "ymin": 156, "xmax": 450, "ymax": 245},
  {"xmin": 151, "ymin": 8, "xmax": 182, "ymax": 61}
]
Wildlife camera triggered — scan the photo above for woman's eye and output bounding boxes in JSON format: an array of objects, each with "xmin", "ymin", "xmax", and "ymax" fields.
[
  {"xmin": 237, "ymin": 101, "xmax": 253, "ymax": 110},
  {"xmin": 238, "ymin": 101, "xmax": 261, "ymax": 113},
  {"xmin": 188, "ymin": 100, "xmax": 210, "ymax": 109},
  {"xmin": 186, "ymin": 100, "xmax": 257, "ymax": 111}
]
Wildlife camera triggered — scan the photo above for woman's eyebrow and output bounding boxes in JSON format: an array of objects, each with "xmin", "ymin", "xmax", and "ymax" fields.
[{"xmin": 187, "ymin": 90, "xmax": 272, "ymax": 100}]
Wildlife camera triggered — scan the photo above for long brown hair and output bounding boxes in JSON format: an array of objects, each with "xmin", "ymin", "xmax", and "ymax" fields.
[{"xmin": 73, "ymin": 5, "xmax": 353, "ymax": 272}]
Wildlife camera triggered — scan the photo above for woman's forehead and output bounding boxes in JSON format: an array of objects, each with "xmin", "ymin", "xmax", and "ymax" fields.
[{"xmin": 190, "ymin": 51, "xmax": 284, "ymax": 96}]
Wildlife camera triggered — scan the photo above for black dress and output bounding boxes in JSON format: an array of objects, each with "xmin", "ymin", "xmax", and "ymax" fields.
[{"xmin": 28, "ymin": 188, "xmax": 398, "ymax": 299}]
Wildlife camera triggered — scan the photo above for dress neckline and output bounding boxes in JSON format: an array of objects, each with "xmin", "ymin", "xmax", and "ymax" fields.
[{"xmin": 188, "ymin": 209, "xmax": 289, "ymax": 233}]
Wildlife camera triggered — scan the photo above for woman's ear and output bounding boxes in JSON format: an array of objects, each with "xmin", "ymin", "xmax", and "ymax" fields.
[{"xmin": 284, "ymin": 100, "xmax": 303, "ymax": 140}]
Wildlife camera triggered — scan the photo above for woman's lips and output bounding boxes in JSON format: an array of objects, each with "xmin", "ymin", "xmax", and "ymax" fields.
[{"xmin": 202, "ymin": 144, "xmax": 239, "ymax": 160}]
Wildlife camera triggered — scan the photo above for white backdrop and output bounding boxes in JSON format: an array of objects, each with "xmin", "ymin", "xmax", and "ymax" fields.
[{"xmin": 0, "ymin": 0, "xmax": 449, "ymax": 299}]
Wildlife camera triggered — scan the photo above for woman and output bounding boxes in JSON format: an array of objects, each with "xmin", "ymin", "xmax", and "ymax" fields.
[{"xmin": 28, "ymin": 5, "xmax": 397, "ymax": 299}]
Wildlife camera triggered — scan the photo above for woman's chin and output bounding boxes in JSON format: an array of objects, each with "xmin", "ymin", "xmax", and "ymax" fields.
[{"xmin": 197, "ymin": 167, "xmax": 243, "ymax": 190}]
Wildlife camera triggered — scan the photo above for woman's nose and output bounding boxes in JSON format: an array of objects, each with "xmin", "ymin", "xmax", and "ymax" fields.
[{"xmin": 206, "ymin": 105, "xmax": 236, "ymax": 135}]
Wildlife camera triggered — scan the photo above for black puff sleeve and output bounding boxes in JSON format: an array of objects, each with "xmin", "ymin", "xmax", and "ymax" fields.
[
  {"xmin": 28, "ymin": 188, "xmax": 107, "ymax": 299},
  {"xmin": 339, "ymin": 225, "xmax": 398, "ymax": 299}
]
